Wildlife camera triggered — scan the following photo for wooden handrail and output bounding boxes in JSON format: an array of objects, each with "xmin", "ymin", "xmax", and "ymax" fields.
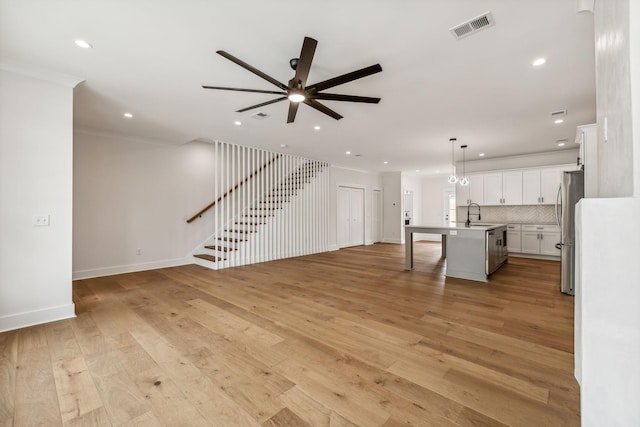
[{"xmin": 186, "ymin": 154, "xmax": 281, "ymax": 223}]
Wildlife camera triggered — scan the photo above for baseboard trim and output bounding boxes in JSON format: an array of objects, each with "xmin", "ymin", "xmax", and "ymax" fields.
[
  {"xmin": 508, "ymin": 253, "xmax": 560, "ymax": 261},
  {"xmin": 0, "ymin": 303, "xmax": 76, "ymax": 333},
  {"xmin": 72, "ymin": 257, "xmax": 192, "ymax": 280},
  {"xmin": 382, "ymin": 238, "xmax": 402, "ymax": 244}
]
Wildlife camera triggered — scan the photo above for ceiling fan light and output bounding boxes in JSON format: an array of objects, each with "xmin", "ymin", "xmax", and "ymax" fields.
[{"xmin": 288, "ymin": 93, "xmax": 305, "ymax": 103}]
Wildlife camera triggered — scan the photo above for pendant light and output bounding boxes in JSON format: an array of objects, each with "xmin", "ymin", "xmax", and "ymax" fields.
[
  {"xmin": 459, "ymin": 144, "xmax": 469, "ymax": 186},
  {"xmin": 447, "ymin": 137, "xmax": 458, "ymax": 184}
]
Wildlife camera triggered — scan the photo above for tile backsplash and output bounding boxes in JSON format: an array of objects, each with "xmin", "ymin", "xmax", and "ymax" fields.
[{"xmin": 456, "ymin": 205, "xmax": 557, "ymax": 225}]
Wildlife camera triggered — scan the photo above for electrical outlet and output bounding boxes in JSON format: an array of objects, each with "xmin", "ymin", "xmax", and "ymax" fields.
[{"xmin": 33, "ymin": 214, "xmax": 50, "ymax": 226}]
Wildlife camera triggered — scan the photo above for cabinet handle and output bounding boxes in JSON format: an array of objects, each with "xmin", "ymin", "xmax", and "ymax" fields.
[{"xmin": 540, "ymin": 196, "xmax": 544, "ymax": 203}]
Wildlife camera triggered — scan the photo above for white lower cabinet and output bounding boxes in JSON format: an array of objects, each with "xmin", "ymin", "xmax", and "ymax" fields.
[
  {"xmin": 506, "ymin": 224, "xmax": 522, "ymax": 253},
  {"xmin": 521, "ymin": 225, "xmax": 560, "ymax": 256}
]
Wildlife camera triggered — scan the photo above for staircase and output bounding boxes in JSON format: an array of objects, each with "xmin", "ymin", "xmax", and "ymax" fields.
[{"xmin": 190, "ymin": 147, "xmax": 329, "ymax": 270}]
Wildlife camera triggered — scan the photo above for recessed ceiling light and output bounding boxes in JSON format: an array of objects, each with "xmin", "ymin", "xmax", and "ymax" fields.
[
  {"xmin": 479, "ymin": 153, "xmax": 485, "ymax": 157},
  {"xmin": 123, "ymin": 112, "xmax": 133, "ymax": 118},
  {"xmin": 557, "ymin": 142, "xmax": 566, "ymax": 147},
  {"xmin": 345, "ymin": 151, "xmax": 351, "ymax": 155},
  {"xmin": 532, "ymin": 57, "xmax": 546, "ymax": 67},
  {"xmin": 74, "ymin": 39, "xmax": 93, "ymax": 49},
  {"xmin": 383, "ymin": 161, "xmax": 388, "ymax": 164},
  {"xmin": 435, "ymin": 170, "xmax": 440, "ymax": 174},
  {"xmin": 280, "ymin": 143, "xmax": 288, "ymax": 148},
  {"xmin": 416, "ymin": 169, "xmax": 420, "ymax": 173},
  {"xmin": 554, "ymin": 119, "xmax": 564, "ymax": 124},
  {"xmin": 314, "ymin": 126, "xmax": 320, "ymax": 130},
  {"xmin": 234, "ymin": 120, "xmax": 242, "ymax": 126}
]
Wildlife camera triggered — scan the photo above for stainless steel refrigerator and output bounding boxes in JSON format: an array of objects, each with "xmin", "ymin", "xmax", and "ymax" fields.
[{"xmin": 555, "ymin": 169, "xmax": 584, "ymax": 295}]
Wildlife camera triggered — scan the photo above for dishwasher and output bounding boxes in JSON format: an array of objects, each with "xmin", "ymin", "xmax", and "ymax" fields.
[{"xmin": 486, "ymin": 229, "xmax": 508, "ymax": 275}]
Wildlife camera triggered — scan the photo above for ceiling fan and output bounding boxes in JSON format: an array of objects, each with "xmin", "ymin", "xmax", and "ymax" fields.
[{"xmin": 202, "ymin": 37, "xmax": 382, "ymax": 123}]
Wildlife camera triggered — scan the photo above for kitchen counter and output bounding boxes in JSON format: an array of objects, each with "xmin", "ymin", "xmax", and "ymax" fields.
[{"xmin": 405, "ymin": 224, "xmax": 508, "ymax": 282}]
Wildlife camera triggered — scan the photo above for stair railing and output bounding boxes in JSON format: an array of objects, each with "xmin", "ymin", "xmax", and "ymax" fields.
[{"xmin": 186, "ymin": 153, "xmax": 280, "ymax": 223}]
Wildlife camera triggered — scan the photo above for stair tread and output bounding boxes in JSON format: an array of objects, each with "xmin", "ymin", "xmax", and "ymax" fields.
[
  {"xmin": 204, "ymin": 245, "xmax": 236, "ymax": 252},
  {"xmin": 217, "ymin": 237, "xmax": 245, "ymax": 242},
  {"xmin": 194, "ymin": 254, "xmax": 225, "ymax": 262}
]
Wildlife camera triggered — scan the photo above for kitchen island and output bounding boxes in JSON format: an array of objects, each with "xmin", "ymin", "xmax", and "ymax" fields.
[{"xmin": 405, "ymin": 224, "xmax": 508, "ymax": 282}]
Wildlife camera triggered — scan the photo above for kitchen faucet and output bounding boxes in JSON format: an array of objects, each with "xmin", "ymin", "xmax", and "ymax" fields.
[{"xmin": 466, "ymin": 202, "xmax": 481, "ymax": 227}]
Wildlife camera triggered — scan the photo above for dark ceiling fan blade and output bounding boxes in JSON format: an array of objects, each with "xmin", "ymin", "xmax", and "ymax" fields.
[
  {"xmin": 303, "ymin": 99, "xmax": 343, "ymax": 120},
  {"xmin": 217, "ymin": 50, "xmax": 288, "ymax": 91},
  {"xmin": 293, "ymin": 37, "xmax": 317, "ymax": 89},
  {"xmin": 202, "ymin": 85, "xmax": 286, "ymax": 95},
  {"xmin": 287, "ymin": 102, "xmax": 300, "ymax": 123},
  {"xmin": 236, "ymin": 97, "xmax": 287, "ymax": 113},
  {"xmin": 307, "ymin": 64, "xmax": 383, "ymax": 93},
  {"xmin": 313, "ymin": 93, "xmax": 381, "ymax": 103}
]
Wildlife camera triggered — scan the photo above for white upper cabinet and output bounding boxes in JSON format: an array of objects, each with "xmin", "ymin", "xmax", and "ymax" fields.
[
  {"xmin": 522, "ymin": 167, "xmax": 561, "ymax": 205},
  {"xmin": 456, "ymin": 173, "xmax": 484, "ymax": 206},
  {"xmin": 483, "ymin": 171, "xmax": 523, "ymax": 205}
]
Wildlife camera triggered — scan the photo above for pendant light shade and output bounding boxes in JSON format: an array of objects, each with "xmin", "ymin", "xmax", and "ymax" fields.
[
  {"xmin": 459, "ymin": 144, "xmax": 469, "ymax": 186},
  {"xmin": 448, "ymin": 138, "xmax": 458, "ymax": 184}
]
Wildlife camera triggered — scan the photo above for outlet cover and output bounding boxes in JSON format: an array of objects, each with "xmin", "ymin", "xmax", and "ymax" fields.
[{"xmin": 33, "ymin": 214, "xmax": 50, "ymax": 226}]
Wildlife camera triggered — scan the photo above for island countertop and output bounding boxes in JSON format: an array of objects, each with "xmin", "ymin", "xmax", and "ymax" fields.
[{"xmin": 405, "ymin": 224, "xmax": 508, "ymax": 282}]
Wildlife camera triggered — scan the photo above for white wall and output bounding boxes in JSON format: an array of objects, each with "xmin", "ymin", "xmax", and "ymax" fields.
[
  {"xmin": 576, "ymin": 1, "xmax": 640, "ymax": 424},
  {"xmin": 0, "ymin": 69, "xmax": 79, "ymax": 332},
  {"xmin": 381, "ymin": 172, "xmax": 402, "ymax": 243},
  {"xmin": 73, "ymin": 132, "xmax": 217, "ymax": 278},
  {"xmin": 329, "ymin": 166, "xmax": 382, "ymax": 249}
]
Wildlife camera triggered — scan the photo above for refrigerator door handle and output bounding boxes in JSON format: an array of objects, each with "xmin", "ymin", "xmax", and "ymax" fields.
[{"xmin": 555, "ymin": 184, "xmax": 562, "ymax": 228}]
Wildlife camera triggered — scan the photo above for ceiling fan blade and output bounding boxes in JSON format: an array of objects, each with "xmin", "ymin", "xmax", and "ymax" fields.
[
  {"xmin": 287, "ymin": 102, "xmax": 300, "ymax": 123},
  {"xmin": 313, "ymin": 93, "xmax": 381, "ymax": 103},
  {"xmin": 307, "ymin": 64, "xmax": 383, "ymax": 93},
  {"xmin": 303, "ymin": 99, "xmax": 343, "ymax": 120},
  {"xmin": 217, "ymin": 50, "xmax": 288, "ymax": 91},
  {"xmin": 236, "ymin": 97, "xmax": 287, "ymax": 113},
  {"xmin": 202, "ymin": 85, "xmax": 286, "ymax": 95},
  {"xmin": 293, "ymin": 37, "xmax": 317, "ymax": 89}
]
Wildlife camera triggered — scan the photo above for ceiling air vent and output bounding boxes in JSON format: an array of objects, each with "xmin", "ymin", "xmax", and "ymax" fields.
[
  {"xmin": 251, "ymin": 112, "xmax": 269, "ymax": 120},
  {"xmin": 450, "ymin": 12, "xmax": 495, "ymax": 40},
  {"xmin": 551, "ymin": 109, "xmax": 568, "ymax": 117}
]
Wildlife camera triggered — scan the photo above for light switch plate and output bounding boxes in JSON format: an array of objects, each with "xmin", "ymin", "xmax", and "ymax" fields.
[{"xmin": 33, "ymin": 214, "xmax": 50, "ymax": 226}]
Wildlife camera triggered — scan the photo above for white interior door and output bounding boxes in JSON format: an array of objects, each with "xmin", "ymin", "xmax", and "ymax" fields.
[
  {"xmin": 442, "ymin": 190, "xmax": 456, "ymax": 226},
  {"xmin": 372, "ymin": 189, "xmax": 382, "ymax": 243},
  {"xmin": 338, "ymin": 186, "xmax": 365, "ymax": 248}
]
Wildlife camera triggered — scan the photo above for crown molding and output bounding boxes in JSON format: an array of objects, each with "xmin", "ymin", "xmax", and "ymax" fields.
[{"xmin": 0, "ymin": 57, "xmax": 84, "ymax": 88}]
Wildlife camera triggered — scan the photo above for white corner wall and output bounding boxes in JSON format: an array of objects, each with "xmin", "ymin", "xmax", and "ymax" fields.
[
  {"xmin": 576, "ymin": 198, "xmax": 640, "ymax": 426},
  {"xmin": 73, "ymin": 132, "xmax": 218, "ymax": 279},
  {"xmin": 0, "ymin": 69, "xmax": 78, "ymax": 332},
  {"xmin": 329, "ymin": 166, "xmax": 382, "ymax": 250}
]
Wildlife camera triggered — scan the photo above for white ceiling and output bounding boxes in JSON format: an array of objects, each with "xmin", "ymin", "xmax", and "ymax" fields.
[{"xmin": 0, "ymin": 0, "xmax": 595, "ymax": 174}]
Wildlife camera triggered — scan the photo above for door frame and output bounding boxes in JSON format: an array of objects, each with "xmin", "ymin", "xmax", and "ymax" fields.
[{"xmin": 372, "ymin": 187, "xmax": 383, "ymax": 243}]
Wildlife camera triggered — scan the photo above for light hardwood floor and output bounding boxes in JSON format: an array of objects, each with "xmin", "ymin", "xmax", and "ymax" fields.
[{"xmin": 0, "ymin": 242, "xmax": 579, "ymax": 426}]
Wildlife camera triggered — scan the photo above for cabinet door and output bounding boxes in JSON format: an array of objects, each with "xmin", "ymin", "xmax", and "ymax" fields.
[
  {"xmin": 522, "ymin": 169, "xmax": 541, "ymax": 205},
  {"xmin": 540, "ymin": 232, "xmax": 561, "ymax": 256},
  {"xmin": 502, "ymin": 171, "xmax": 523, "ymax": 205},
  {"xmin": 506, "ymin": 230, "xmax": 521, "ymax": 253},
  {"xmin": 540, "ymin": 168, "xmax": 561, "ymax": 205},
  {"xmin": 468, "ymin": 174, "xmax": 484, "ymax": 205},
  {"xmin": 521, "ymin": 232, "xmax": 541, "ymax": 254},
  {"xmin": 483, "ymin": 173, "xmax": 503, "ymax": 205}
]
